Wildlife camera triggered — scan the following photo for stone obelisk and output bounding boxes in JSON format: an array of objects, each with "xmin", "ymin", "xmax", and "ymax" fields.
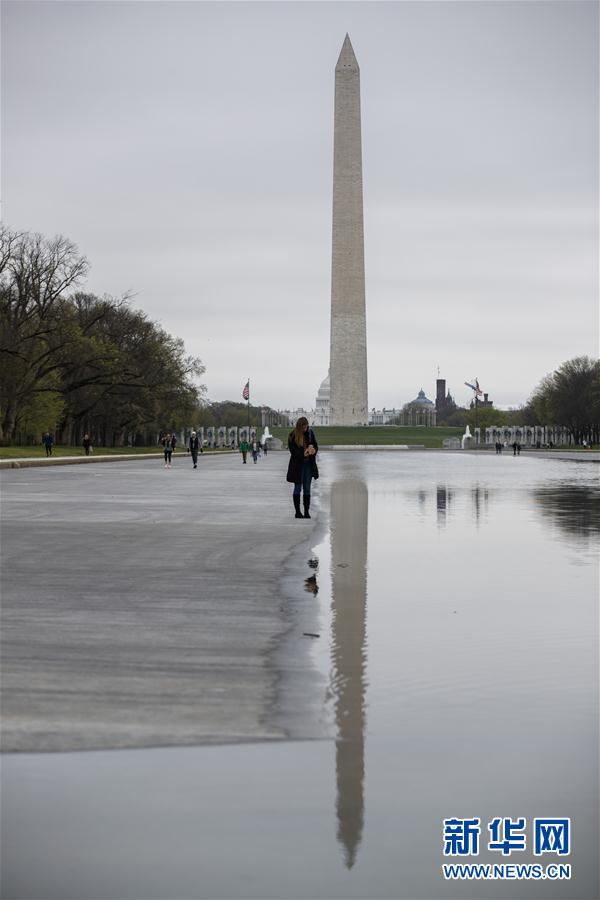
[{"xmin": 329, "ymin": 34, "xmax": 368, "ymax": 426}]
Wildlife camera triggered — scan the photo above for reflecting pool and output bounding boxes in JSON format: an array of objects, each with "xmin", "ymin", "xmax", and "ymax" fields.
[
  {"xmin": 2, "ymin": 452, "xmax": 598, "ymax": 899},
  {"xmin": 301, "ymin": 452, "xmax": 598, "ymax": 898}
]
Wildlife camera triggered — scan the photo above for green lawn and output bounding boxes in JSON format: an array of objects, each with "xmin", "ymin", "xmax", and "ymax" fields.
[
  {"xmin": 270, "ymin": 426, "xmax": 463, "ymax": 448},
  {"xmin": 2, "ymin": 435, "xmax": 592, "ymax": 457},
  {"xmin": 0, "ymin": 445, "xmax": 229, "ymax": 459}
]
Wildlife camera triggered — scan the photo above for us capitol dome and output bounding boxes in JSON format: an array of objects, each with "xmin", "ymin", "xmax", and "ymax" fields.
[{"xmin": 313, "ymin": 371, "xmax": 331, "ymax": 426}]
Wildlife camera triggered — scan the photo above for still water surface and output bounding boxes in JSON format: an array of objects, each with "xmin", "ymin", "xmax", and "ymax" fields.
[{"xmin": 3, "ymin": 453, "xmax": 598, "ymax": 899}]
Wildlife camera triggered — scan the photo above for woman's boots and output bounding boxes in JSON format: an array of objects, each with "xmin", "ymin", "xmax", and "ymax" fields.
[{"xmin": 293, "ymin": 495, "xmax": 311, "ymax": 519}]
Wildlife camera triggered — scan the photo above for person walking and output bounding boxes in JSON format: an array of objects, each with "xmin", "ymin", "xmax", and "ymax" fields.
[
  {"xmin": 286, "ymin": 416, "xmax": 318, "ymax": 519},
  {"xmin": 163, "ymin": 432, "xmax": 173, "ymax": 468},
  {"xmin": 251, "ymin": 439, "xmax": 259, "ymax": 464},
  {"xmin": 42, "ymin": 432, "xmax": 54, "ymax": 457},
  {"xmin": 240, "ymin": 437, "xmax": 249, "ymax": 464},
  {"xmin": 263, "ymin": 442, "xmax": 268, "ymax": 457},
  {"xmin": 189, "ymin": 431, "xmax": 201, "ymax": 468},
  {"xmin": 82, "ymin": 433, "xmax": 92, "ymax": 456}
]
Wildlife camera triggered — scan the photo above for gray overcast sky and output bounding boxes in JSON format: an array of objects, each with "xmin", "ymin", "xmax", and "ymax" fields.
[{"xmin": 2, "ymin": 0, "xmax": 598, "ymax": 411}]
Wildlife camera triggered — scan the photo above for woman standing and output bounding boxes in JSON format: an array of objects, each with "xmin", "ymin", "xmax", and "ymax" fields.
[
  {"xmin": 163, "ymin": 432, "xmax": 173, "ymax": 468},
  {"xmin": 286, "ymin": 416, "xmax": 318, "ymax": 519}
]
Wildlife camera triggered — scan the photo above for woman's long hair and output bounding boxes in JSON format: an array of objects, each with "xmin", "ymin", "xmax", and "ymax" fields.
[{"xmin": 293, "ymin": 416, "xmax": 309, "ymax": 447}]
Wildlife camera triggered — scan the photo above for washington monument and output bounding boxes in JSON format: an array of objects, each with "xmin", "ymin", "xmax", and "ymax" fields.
[{"xmin": 329, "ymin": 35, "xmax": 368, "ymax": 426}]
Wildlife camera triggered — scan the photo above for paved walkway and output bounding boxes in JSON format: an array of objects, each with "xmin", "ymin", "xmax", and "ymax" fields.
[
  {"xmin": 1, "ymin": 454, "xmax": 319, "ymax": 752},
  {"xmin": 2, "ymin": 447, "xmax": 598, "ymax": 469},
  {"xmin": 0, "ymin": 451, "xmax": 209, "ymax": 468}
]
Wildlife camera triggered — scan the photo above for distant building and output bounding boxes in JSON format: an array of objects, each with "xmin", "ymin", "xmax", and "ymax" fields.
[
  {"xmin": 405, "ymin": 388, "xmax": 435, "ymax": 409},
  {"xmin": 399, "ymin": 388, "xmax": 437, "ymax": 425},
  {"xmin": 369, "ymin": 408, "xmax": 402, "ymax": 425},
  {"xmin": 311, "ymin": 384, "xmax": 441, "ymax": 427},
  {"xmin": 368, "ymin": 390, "xmax": 438, "ymax": 426},
  {"xmin": 436, "ymin": 379, "xmax": 446, "ymax": 409},
  {"xmin": 314, "ymin": 372, "xmax": 331, "ymax": 426},
  {"xmin": 470, "ymin": 392, "xmax": 493, "ymax": 409},
  {"xmin": 436, "ymin": 378, "xmax": 457, "ymax": 421},
  {"xmin": 281, "ymin": 408, "xmax": 312, "ymax": 427}
]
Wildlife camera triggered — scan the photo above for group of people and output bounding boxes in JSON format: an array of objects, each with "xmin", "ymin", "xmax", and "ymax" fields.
[
  {"xmin": 494, "ymin": 441, "xmax": 522, "ymax": 455},
  {"xmin": 160, "ymin": 431, "xmax": 204, "ymax": 468},
  {"xmin": 239, "ymin": 438, "xmax": 267, "ymax": 464},
  {"xmin": 160, "ymin": 431, "xmax": 275, "ymax": 469},
  {"xmin": 41, "ymin": 431, "xmax": 94, "ymax": 456},
  {"xmin": 156, "ymin": 418, "xmax": 319, "ymax": 522}
]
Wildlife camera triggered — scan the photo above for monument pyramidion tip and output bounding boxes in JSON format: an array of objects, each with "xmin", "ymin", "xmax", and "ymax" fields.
[{"xmin": 336, "ymin": 33, "xmax": 359, "ymax": 72}]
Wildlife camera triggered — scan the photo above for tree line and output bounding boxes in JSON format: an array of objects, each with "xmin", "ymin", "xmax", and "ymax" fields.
[
  {"xmin": 0, "ymin": 227, "xmax": 205, "ymax": 446},
  {"xmin": 441, "ymin": 356, "xmax": 599, "ymax": 446},
  {"xmin": 195, "ymin": 401, "xmax": 280, "ymax": 429},
  {"xmin": 527, "ymin": 356, "xmax": 599, "ymax": 446},
  {"xmin": 2, "ymin": 226, "xmax": 597, "ymax": 448}
]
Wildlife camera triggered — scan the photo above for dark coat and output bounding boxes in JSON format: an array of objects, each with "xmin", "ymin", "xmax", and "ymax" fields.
[
  {"xmin": 286, "ymin": 429, "xmax": 319, "ymax": 483},
  {"xmin": 189, "ymin": 436, "xmax": 200, "ymax": 453}
]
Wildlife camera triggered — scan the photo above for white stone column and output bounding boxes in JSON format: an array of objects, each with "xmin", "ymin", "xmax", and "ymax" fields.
[{"xmin": 329, "ymin": 35, "xmax": 368, "ymax": 426}]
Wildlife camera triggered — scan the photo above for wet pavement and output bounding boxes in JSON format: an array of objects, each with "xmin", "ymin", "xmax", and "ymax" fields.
[
  {"xmin": 2, "ymin": 451, "xmax": 598, "ymax": 898},
  {"xmin": 1, "ymin": 453, "xmax": 318, "ymax": 751}
]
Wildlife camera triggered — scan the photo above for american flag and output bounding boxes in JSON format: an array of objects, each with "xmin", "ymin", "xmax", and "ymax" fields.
[
  {"xmin": 464, "ymin": 379, "xmax": 483, "ymax": 397},
  {"xmin": 242, "ymin": 380, "xmax": 250, "ymax": 401}
]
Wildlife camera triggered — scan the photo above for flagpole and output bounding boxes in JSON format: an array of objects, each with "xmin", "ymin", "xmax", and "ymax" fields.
[
  {"xmin": 474, "ymin": 378, "xmax": 479, "ymax": 442},
  {"xmin": 247, "ymin": 378, "xmax": 250, "ymax": 430}
]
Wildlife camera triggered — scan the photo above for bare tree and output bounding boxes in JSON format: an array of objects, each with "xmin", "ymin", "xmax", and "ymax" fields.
[
  {"xmin": 0, "ymin": 229, "xmax": 89, "ymax": 441},
  {"xmin": 530, "ymin": 356, "xmax": 600, "ymax": 446}
]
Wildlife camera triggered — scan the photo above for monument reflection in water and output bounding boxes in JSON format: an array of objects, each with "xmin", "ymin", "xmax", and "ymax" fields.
[{"xmin": 329, "ymin": 478, "xmax": 369, "ymax": 868}]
